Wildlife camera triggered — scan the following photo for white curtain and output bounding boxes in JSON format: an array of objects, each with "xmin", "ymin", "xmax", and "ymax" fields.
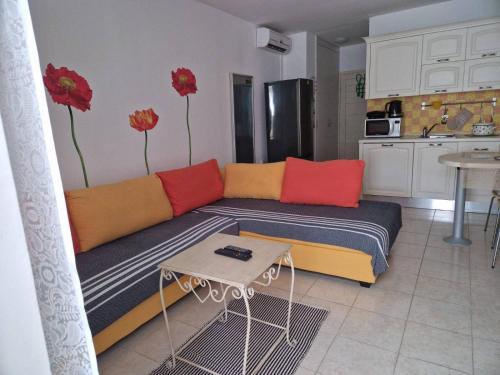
[{"xmin": 0, "ymin": 0, "xmax": 98, "ymax": 373}]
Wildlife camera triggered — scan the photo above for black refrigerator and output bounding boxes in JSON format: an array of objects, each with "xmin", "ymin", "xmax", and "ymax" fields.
[{"xmin": 265, "ymin": 79, "xmax": 314, "ymax": 162}]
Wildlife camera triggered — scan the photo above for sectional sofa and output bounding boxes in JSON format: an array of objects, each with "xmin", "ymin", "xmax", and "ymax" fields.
[{"xmin": 66, "ymin": 158, "xmax": 401, "ymax": 354}]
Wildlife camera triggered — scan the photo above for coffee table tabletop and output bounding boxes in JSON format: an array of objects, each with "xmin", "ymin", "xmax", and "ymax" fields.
[{"xmin": 158, "ymin": 233, "xmax": 291, "ymax": 289}]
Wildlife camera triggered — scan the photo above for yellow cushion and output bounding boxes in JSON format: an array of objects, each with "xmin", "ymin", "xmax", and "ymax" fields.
[
  {"xmin": 223, "ymin": 162, "xmax": 285, "ymax": 200},
  {"xmin": 66, "ymin": 174, "xmax": 173, "ymax": 252}
]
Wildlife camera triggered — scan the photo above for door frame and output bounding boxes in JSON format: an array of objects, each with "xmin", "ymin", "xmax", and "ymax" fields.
[{"xmin": 338, "ymin": 69, "xmax": 366, "ymax": 159}]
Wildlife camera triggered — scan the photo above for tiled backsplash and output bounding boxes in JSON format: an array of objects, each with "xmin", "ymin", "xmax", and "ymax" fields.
[{"xmin": 366, "ymin": 90, "xmax": 500, "ymax": 135}]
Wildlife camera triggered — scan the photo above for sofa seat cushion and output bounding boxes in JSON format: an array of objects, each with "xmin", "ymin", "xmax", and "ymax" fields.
[
  {"xmin": 76, "ymin": 212, "xmax": 239, "ymax": 335},
  {"xmin": 196, "ymin": 198, "xmax": 401, "ymax": 276},
  {"xmin": 223, "ymin": 162, "xmax": 285, "ymax": 200},
  {"xmin": 66, "ymin": 174, "xmax": 173, "ymax": 252}
]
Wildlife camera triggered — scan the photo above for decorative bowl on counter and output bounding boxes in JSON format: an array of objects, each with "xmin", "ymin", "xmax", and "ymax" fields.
[{"xmin": 472, "ymin": 122, "xmax": 495, "ymax": 136}]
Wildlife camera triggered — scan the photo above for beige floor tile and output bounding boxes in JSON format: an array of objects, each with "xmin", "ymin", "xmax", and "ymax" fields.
[
  {"xmin": 253, "ymin": 284, "xmax": 303, "ymax": 302},
  {"xmin": 339, "ymin": 308, "xmax": 405, "ymax": 352},
  {"xmin": 395, "ymin": 232, "xmax": 429, "ymax": 246},
  {"xmin": 300, "ymin": 330, "xmax": 336, "ymax": 372},
  {"xmin": 318, "ymin": 337, "xmax": 397, "ymax": 375},
  {"xmin": 373, "ymin": 270, "xmax": 418, "ymax": 294},
  {"xmin": 470, "ymin": 249, "xmax": 496, "ymax": 271},
  {"xmin": 117, "ymin": 315, "xmax": 198, "ymax": 363},
  {"xmin": 420, "ymin": 260, "xmax": 470, "ymax": 284},
  {"xmin": 423, "ymin": 246, "xmax": 470, "ymax": 267},
  {"xmin": 472, "ymin": 306, "xmax": 500, "ymax": 343},
  {"xmin": 414, "ymin": 276, "xmax": 470, "ymax": 306},
  {"xmin": 306, "ymin": 275, "xmax": 360, "ymax": 306},
  {"xmin": 434, "ymin": 210, "xmax": 457, "ymax": 223},
  {"xmin": 471, "ymin": 284, "xmax": 500, "ymax": 313},
  {"xmin": 473, "ymin": 338, "xmax": 500, "ymax": 375},
  {"xmin": 401, "ymin": 218, "xmax": 432, "ymax": 234},
  {"xmin": 391, "ymin": 242, "xmax": 426, "ymax": 259},
  {"xmin": 389, "ymin": 255, "xmax": 422, "ymax": 275},
  {"xmin": 98, "ymin": 346, "xmax": 158, "ymax": 375},
  {"xmin": 353, "ymin": 288, "xmax": 412, "ymax": 319},
  {"xmin": 408, "ymin": 296, "xmax": 471, "ymax": 335},
  {"xmin": 295, "ymin": 366, "xmax": 316, "ymax": 375},
  {"xmin": 430, "ymin": 222, "xmax": 456, "ymax": 236},
  {"xmin": 469, "ymin": 212, "xmax": 494, "ymax": 226},
  {"xmin": 262, "ymin": 267, "xmax": 318, "ymax": 295},
  {"xmin": 426, "ymin": 234, "xmax": 472, "ymax": 250},
  {"xmin": 471, "ymin": 268, "xmax": 500, "ymax": 288},
  {"xmin": 300, "ymin": 295, "xmax": 350, "ymax": 335},
  {"xmin": 400, "ymin": 322, "xmax": 473, "ymax": 374},
  {"xmin": 394, "ymin": 355, "xmax": 454, "ymax": 375}
]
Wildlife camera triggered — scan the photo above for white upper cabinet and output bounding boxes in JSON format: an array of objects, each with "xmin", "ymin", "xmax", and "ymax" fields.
[
  {"xmin": 422, "ymin": 29, "xmax": 467, "ymax": 64},
  {"xmin": 466, "ymin": 24, "xmax": 500, "ymax": 59},
  {"xmin": 420, "ymin": 62, "xmax": 464, "ymax": 94},
  {"xmin": 463, "ymin": 57, "xmax": 500, "ymax": 91},
  {"xmin": 368, "ymin": 35, "xmax": 422, "ymax": 99}
]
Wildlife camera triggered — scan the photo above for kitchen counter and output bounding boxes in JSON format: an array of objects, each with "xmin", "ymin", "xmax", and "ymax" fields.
[{"xmin": 358, "ymin": 135, "xmax": 500, "ymax": 144}]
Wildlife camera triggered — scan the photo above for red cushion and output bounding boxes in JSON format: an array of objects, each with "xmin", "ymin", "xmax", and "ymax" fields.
[
  {"xmin": 156, "ymin": 159, "xmax": 224, "ymax": 216},
  {"xmin": 280, "ymin": 157, "xmax": 365, "ymax": 208}
]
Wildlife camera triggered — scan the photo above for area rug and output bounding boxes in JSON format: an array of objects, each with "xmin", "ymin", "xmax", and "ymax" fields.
[{"xmin": 151, "ymin": 292, "xmax": 329, "ymax": 375}]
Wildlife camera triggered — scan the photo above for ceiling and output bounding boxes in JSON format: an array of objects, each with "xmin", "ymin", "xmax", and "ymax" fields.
[{"xmin": 196, "ymin": 0, "xmax": 447, "ymax": 45}]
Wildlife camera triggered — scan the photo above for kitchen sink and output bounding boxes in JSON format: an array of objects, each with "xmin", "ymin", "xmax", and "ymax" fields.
[{"xmin": 420, "ymin": 133, "xmax": 456, "ymax": 139}]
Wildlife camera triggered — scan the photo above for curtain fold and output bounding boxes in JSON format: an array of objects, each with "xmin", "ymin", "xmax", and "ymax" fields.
[{"xmin": 0, "ymin": 0, "xmax": 97, "ymax": 373}]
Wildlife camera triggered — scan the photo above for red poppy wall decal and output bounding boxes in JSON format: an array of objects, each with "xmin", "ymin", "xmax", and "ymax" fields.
[
  {"xmin": 171, "ymin": 67, "xmax": 197, "ymax": 166},
  {"xmin": 43, "ymin": 63, "xmax": 92, "ymax": 187},
  {"xmin": 129, "ymin": 108, "xmax": 159, "ymax": 175}
]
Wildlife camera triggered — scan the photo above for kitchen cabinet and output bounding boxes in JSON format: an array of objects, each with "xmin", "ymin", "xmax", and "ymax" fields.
[
  {"xmin": 367, "ymin": 36, "xmax": 422, "ymax": 99},
  {"xmin": 463, "ymin": 57, "xmax": 500, "ymax": 91},
  {"xmin": 412, "ymin": 142, "xmax": 458, "ymax": 199},
  {"xmin": 360, "ymin": 143, "xmax": 414, "ymax": 197},
  {"xmin": 466, "ymin": 23, "xmax": 500, "ymax": 60},
  {"xmin": 420, "ymin": 62, "xmax": 464, "ymax": 94},
  {"xmin": 422, "ymin": 29, "xmax": 467, "ymax": 64}
]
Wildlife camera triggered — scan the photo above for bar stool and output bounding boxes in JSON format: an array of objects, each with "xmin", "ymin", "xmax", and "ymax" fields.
[{"xmin": 485, "ymin": 172, "xmax": 500, "ymax": 268}]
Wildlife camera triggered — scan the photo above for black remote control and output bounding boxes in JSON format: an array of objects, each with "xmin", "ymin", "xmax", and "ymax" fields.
[
  {"xmin": 223, "ymin": 245, "xmax": 252, "ymax": 255},
  {"xmin": 215, "ymin": 248, "xmax": 252, "ymax": 261}
]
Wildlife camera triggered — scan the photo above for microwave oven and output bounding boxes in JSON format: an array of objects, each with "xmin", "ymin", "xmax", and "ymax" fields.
[{"xmin": 364, "ymin": 118, "xmax": 401, "ymax": 138}]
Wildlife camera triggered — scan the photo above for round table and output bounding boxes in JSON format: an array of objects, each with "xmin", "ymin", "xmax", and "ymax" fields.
[{"xmin": 439, "ymin": 151, "xmax": 500, "ymax": 246}]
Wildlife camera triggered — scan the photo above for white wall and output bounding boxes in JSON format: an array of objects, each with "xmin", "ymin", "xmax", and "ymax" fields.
[
  {"xmin": 282, "ymin": 32, "xmax": 317, "ymax": 80},
  {"xmin": 339, "ymin": 43, "xmax": 366, "ymax": 72},
  {"xmin": 370, "ymin": 0, "xmax": 500, "ymax": 36},
  {"xmin": 29, "ymin": 0, "xmax": 281, "ymax": 189}
]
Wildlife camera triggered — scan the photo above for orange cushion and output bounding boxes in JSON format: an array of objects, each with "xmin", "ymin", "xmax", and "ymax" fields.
[
  {"xmin": 223, "ymin": 162, "xmax": 285, "ymax": 200},
  {"xmin": 280, "ymin": 157, "xmax": 365, "ymax": 208},
  {"xmin": 66, "ymin": 174, "xmax": 173, "ymax": 252},
  {"xmin": 67, "ymin": 209, "xmax": 81, "ymax": 255},
  {"xmin": 156, "ymin": 159, "xmax": 224, "ymax": 216}
]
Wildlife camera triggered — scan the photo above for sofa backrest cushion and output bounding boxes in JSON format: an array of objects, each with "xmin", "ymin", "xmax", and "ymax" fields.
[
  {"xmin": 280, "ymin": 157, "xmax": 365, "ymax": 208},
  {"xmin": 156, "ymin": 159, "xmax": 224, "ymax": 216},
  {"xmin": 224, "ymin": 162, "xmax": 285, "ymax": 200},
  {"xmin": 66, "ymin": 174, "xmax": 173, "ymax": 252}
]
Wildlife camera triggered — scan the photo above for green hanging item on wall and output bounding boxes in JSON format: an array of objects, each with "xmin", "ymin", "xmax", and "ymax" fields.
[{"xmin": 355, "ymin": 73, "xmax": 365, "ymax": 98}]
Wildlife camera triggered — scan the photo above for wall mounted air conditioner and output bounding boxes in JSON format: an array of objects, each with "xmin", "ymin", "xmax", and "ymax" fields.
[{"xmin": 256, "ymin": 27, "xmax": 291, "ymax": 54}]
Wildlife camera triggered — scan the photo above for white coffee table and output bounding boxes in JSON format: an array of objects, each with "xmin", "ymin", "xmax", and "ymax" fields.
[{"xmin": 158, "ymin": 233, "xmax": 296, "ymax": 375}]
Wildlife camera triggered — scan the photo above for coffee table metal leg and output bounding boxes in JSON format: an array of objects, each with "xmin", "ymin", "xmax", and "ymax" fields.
[
  {"xmin": 285, "ymin": 251, "xmax": 297, "ymax": 347},
  {"xmin": 241, "ymin": 287, "xmax": 252, "ymax": 375},
  {"xmin": 444, "ymin": 167, "xmax": 472, "ymax": 246},
  {"xmin": 159, "ymin": 270, "xmax": 176, "ymax": 368},
  {"xmin": 220, "ymin": 282, "xmax": 228, "ymax": 323}
]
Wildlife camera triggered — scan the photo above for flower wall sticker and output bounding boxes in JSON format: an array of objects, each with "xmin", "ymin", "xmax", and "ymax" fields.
[
  {"xmin": 129, "ymin": 108, "xmax": 159, "ymax": 175},
  {"xmin": 171, "ymin": 67, "xmax": 197, "ymax": 166},
  {"xmin": 43, "ymin": 64, "xmax": 92, "ymax": 187}
]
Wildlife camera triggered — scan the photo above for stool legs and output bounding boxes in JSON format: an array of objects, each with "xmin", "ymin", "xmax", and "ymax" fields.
[{"xmin": 485, "ymin": 195, "xmax": 495, "ymax": 231}]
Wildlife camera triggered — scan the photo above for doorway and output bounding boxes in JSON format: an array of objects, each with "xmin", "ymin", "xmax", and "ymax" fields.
[
  {"xmin": 230, "ymin": 73, "xmax": 255, "ymax": 163},
  {"xmin": 338, "ymin": 70, "xmax": 366, "ymax": 159}
]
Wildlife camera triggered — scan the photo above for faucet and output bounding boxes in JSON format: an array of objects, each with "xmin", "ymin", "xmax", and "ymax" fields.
[{"xmin": 422, "ymin": 122, "xmax": 440, "ymax": 138}]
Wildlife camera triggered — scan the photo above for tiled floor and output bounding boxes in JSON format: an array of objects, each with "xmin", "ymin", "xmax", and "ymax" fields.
[{"xmin": 98, "ymin": 209, "xmax": 500, "ymax": 375}]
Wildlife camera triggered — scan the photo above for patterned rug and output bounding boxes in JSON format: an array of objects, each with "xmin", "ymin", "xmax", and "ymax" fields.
[{"xmin": 151, "ymin": 292, "xmax": 329, "ymax": 375}]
